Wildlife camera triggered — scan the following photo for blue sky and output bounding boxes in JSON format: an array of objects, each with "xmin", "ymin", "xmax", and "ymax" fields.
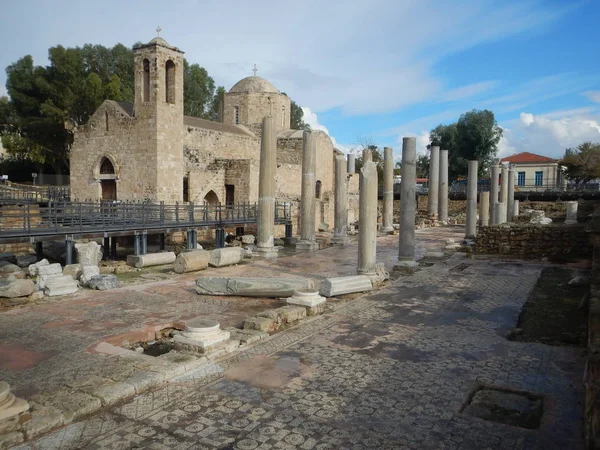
[{"xmin": 1, "ymin": 0, "xmax": 599, "ymax": 159}]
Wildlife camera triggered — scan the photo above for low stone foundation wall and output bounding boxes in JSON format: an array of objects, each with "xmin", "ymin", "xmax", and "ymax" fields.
[{"xmin": 475, "ymin": 224, "xmax": 590, "ymax": 259}]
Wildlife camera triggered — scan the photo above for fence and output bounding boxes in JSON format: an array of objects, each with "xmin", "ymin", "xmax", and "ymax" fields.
[
  {"xmin": 0, "ymin": 200, "xmax": 293, "ymax": 240},
  {"xmin": 0, "ymin": 184, "xmax": 70, "ymax": 202}
]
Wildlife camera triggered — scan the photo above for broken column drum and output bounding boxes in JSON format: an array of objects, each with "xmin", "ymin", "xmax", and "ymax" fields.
[
  {"xmin": 362, "ymin": 148, "xmax": 372, "ymax": 163},
  {"xmin": 499, "ymin": 164, "xmax": 509, "ymax": 224},
  {"xmin": 465, "ymin": 160, "xmax": 478, "ymax": 238},
  {"xmin": 347, "ymin": 154, "xmax": 356, "ymax": 174},
  {"xmin": 427, "ymin": 146, "xmax": 440, "ymax": 218},
  {"xmin": 255, "ymin": 116, "xmax": 278, "ymax": 258},
  {"xmin": 396, "ymin": 137, "xmax": 418, "ymax": 268},
  {"xmin": 357, "ymin": 161, "xmax": 378, "ymax": 277},
  {"xmin": 296, "ymin": 131, "xmax": 318, "ymax": 252},
  {"xmin": 332, "ymin": 154, "xmax": 349, "ymax": 244},
  {"xmin": 438, "ymin": 149, "xmax": 449, "ymax": 222},
  {"xmin": 381, "ymin": 147, "xmax": 394, "ymax": 233}
]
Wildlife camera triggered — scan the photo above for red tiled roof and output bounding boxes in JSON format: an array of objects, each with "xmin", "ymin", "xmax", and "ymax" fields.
[{"xmin": 500, "ymin": 152, "xmax": 557, "ymax": 164}]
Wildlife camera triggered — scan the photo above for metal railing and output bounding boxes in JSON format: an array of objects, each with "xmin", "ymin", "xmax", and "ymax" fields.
[
  {"xmin": 0, "ymin": 200, "xmax": 292, "ymax": 240},
  {"xmin": 0, "ymin": 184, "xmax": 70, "ymax": 202}
]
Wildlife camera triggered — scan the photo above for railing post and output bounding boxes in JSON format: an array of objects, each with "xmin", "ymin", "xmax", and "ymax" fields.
[
  {"xmin": 175, "ymin": 201, "xmax": 179, "ymax": 224},
  {"xmin": 65, "ymin": 236, "xmax": 73, "ymax": 265},
  {"xmin": 134, "ymin": 233, "xmax": 140, "ymax": 256},
  {"xmin": 141, "ymin": 231, "xmax": 147, "ymax": 255}
]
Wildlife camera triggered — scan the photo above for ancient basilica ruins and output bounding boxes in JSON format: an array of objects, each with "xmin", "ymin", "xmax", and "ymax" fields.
[{"xmin": 69, "ymin": 36, "xmax": 360, "ymax": 232}]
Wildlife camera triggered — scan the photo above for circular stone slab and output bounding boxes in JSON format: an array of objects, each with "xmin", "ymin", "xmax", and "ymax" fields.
[
  {"xmin": 185, "ymin": 319, "xmax": 220, "ymax": 334},
  {"xmin": 292, "ymin": 289, "xmax": 320, "ymax": 298}
]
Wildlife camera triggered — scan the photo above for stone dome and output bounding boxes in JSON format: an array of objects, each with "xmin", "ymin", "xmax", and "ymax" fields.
[
  {"xmin": 229, "ymin": 76, "xmax": 279, "ymax": 94},
  {"xmin": 148, "ymin": 37, "xmax": 170, "ymax": 46}
]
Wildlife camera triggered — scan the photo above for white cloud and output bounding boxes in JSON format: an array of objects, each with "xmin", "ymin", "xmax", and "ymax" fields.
[
  {"xmin": 585, "ymin": 91, "xmax": 600, "ymax": 104},
  {"xmin": 439, "ymin": 81, "xmax": 498, "ymax": 103},
  {"xmin": 300, "ymin": 106, "xmax": 359, "ymax": 154},
  {"xmin": 499, "ymin": 111, "xmax": 600, "ymax": 158}
]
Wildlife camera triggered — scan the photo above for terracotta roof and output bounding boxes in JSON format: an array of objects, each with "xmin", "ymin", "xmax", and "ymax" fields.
[{"xmin": 500, "ymin": 152, "xmax": 557, "ymax": 164}]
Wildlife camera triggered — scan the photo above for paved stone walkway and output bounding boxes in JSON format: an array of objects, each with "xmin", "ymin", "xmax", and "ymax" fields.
[{"xmin": 10, "ymin": 234, "xmax": 584, "ymax": 449}]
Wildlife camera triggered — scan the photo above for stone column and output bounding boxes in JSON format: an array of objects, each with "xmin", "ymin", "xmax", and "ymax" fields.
[
  {"xmin": 395, "ymin": 137, "xmax": 418, "ymax": 268},
  {"xmin": 347, "ymin": 154, "xmax": 356, "ymax": 174},
  {"xmin": 507, "ymin": 166, "xmax": 515, "ymax": 222},
  {"xmin": 358, "ymin": 161, "xmax": 378, "ymax": 277},
  {"xmin": 494, "ymin": 203, "xmax": 504, "ymax": 225},
  {"xmin": 332, "ymin": 155, "xmax": 349, "ymax": 244},
  {"xmin": 438, "ymin": 149, "xmax": 449, "ymax": 223},
  {"xmin": 499, "ymin": 164, "xmax": 509, "ymax": 223},
  {"xmin": 479, "ymin": 191, "xmax": 490, "ymax": 227},
  {"xmin": 466, "ymin": 160, "xmax": 478, "ymax": 238},
  {"xmin": 256, "ymin": 116, "xmax": 278, "ymax": 258},
  {"xmin": 381, "ymin": 147, "xmax": 394, "ymax": 233},
  {"xmin": 362, "ymin": 148, "xmax": 372, "ymax": 163},
  {"xmin": 566, "ymin": 201, "xmax": 578, "ymax": 224},
  {"xmin": 490, "ymin": 165, "xmax": 499, "ymax": 225},
  {"xmin": 296, "ymin": 131, "xmax": 318, "ymax": 252},
  {"xmin": 427, "ymin": 146, "xmax": 440, "ymax": 219},
  {"xmin": 513, "ymin": 200, "xmax": 520, "ymax": 218}
]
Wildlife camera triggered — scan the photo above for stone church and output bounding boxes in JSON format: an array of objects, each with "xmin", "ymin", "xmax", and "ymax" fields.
[{"xmin": 70, "ymin": 36, "xmax": 358, "ymax": 231}]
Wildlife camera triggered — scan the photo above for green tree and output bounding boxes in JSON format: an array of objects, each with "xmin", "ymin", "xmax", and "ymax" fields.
[
  {"xmin": 354, "ymin": 138, "xmax": 384, "ymax": 183},
  {"xmin": 429, "ymin": 109, "xmax": 502, "ymax": 180},
  {"xmin": 416, "ymin": 154, "xmax": 430, "ymax": 178},
  {"xmin": 207, "ymin": 86, "xmax": 225, "ymax": 121},
  {"xmin": 285, "ymin": 98, "xmax": 308, "ymax": 130},
  {"xmin": 561, "ymin": 142, "xmax": 600, "ymax": 187},
  {"xmin": 183, "ymin": 61, "xmax": 219, "ymax": 118}
]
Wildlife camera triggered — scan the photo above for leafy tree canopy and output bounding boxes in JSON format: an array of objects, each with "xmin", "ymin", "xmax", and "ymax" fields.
[
  {"xmin": 561, "ymin": 142, "xmax": 600, "ymax": 187},
  {"xmin": 429, "ymin": 109, "xmax": 502, "ymax": 180}
]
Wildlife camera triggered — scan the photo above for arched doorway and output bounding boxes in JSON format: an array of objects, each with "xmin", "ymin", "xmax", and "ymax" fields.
[
  {"xmin": 99, "ymin": 157, "xmax": 117, "ymax": 201},
  {"xmin": 203, "ymin": 190, "xmax": 219, "ymax": 206}
]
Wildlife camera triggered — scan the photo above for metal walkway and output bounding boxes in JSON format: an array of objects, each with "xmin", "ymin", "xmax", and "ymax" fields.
[{"xmin": 0, "ymin": 200, "xmax": 293, "ymax": 243}]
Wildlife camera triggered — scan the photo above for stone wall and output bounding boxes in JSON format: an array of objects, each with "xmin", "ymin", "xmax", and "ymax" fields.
[
  {"xmin": 475, "ymin": 224, "xmax": 590, "ymax": 259},
  {"xmin": 223, "ymin": 91, "xmax": 290, "ymax": 132}
]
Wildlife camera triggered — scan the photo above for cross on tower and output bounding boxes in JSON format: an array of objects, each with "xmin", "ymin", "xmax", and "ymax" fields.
[
  {"xmin": 253, "ymin": 64, "xmax": 258, "ymax": 76},
  {"xmin": 156, "ymin": 26, "xmax": 162, "ymax": 37}
]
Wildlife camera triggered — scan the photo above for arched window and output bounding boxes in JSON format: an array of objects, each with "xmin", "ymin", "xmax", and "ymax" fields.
[
  {"xmin": 165, "ymin": 60, "xmax": 176, "ymax": 104},
  {"xmin": 315, "ymin": 180, "xmax": 322, "ymax": 199},
  {"xmin": 233, "ymin": 106, "xmax": 240, "ymax": 125},
  {"xmin": 100, "ymin": 157, "xmax": 115, "ymax": 175},
  {"xmin": 143, "ymin": 59, "xmax": 150, "ymax": 102}
]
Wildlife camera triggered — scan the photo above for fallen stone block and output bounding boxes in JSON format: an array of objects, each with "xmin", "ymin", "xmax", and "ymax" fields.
[
  {"xmin": 87, "ymin": 274, "xmax": 119, "ymax": 290},
  {"xmin": 16, "ymin": 254, "xmax": 37, "ymax": 268},
  {"xmin": 80, "ymin": 265, "xmax": 100, "ymax": 285},
  {"xmin": 243, "ymin": 316, "xmax": 276, "ymax": 333},
  {"xmin": 21, "ymin": 402, "xmax": 66, "ymax": 441},
  {"xmin": 63, "ymin": 263, "xmax": 82, "ymax": 279},
  {"xmin": 226, "ymin": 327, "xmax": 269, "ymax": 345},
  {"xmin": 258, "ymin": 305, "xmax": 306, "ymax": 327},
  {"xmin": 0, "ymin": 278, "xmax": 35, "ymax": 298},
  {"xmin": 241, "ymin": 234, "xmax": 255, "ymax": 244},
  {"xmin": 43, "ymin": 275, "xmax": 78, "ymax": 297},
  {"xmin": 28, "ymin": 259, "xmax": 49, "ymax": 277},
  {"xmin": 75, "ymin": 241, "xmax": 102, "ymax": 266},
  {"xmin": 196, "ymin": 276, "xmax": 315, "ymax": 297},
  {"xmin": 0, "ymin": 262, "xmax": 22, "ymax": 275},
  {"xmin": 173, "ymin": 250, "xmax": 210, "ymax": 273},
  {"xmin": 319, "ymin": 275, "xmax": 373, "ymax": 297},
  {"xmin": 37, "ymin": 263, "xmax": 63, "ymax": 289},
  {"xmin": 30, "ymin": 388, "xmax": 101, "ymax": 423},
  {"xmin": 126, "ymin": 252, "xmax": 176, "ymax": 268},
  {"xmin": 209, "ymin": 247, "xmax": 245, "ymax": 267}
]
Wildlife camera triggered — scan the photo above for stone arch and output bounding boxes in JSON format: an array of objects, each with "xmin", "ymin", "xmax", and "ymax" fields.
[
  {"xmin": 92, "ymin": 153, "xmax": 120, "ymax": 180},
  {"xmin": 203, "ymin": 190, "xmax": 219, "ymax": 206},
  {"xmin": 165, "ymin": 60, "xmax": 176, "ymax": 104}
]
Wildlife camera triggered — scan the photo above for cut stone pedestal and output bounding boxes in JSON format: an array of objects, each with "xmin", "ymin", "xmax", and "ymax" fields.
[
  {"xmin": 127, "ymin": 252, "xmax": 176, "ymax": 268},
  {"xmin": 75, "ymin": 241, "xmax": 102, "ymax": 266},
  {"xmin": 565, "ymin": 201, "xmax": 578, "ymax": 224},
  {"xmin": 295, "ymin": 240, "xmax": 319, "ymax": 252},
  {"xmin": 174, "ymin": 319, "xmax": 230, "ymax": 353},
  {"xmin": 37, "ymin": 263, "xmax": 63, "ymax": 289},
  {"xmin": 43, "ymin": 275, "xmax": 78, "ymax": 296},
  {"xmin": 0, "ymin": 381, "xmax": 29, "ymax": 421},
  {"xmin": 253, "ymin": 247, "xmax": 280, "ymax": 259},
  {"xmin": 319, "ymin": 275, "xmax": 372, "ymax": 297},
  {"xmin": 286, "ymin": 289, "xmax": 326, "ymax": 307}
]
